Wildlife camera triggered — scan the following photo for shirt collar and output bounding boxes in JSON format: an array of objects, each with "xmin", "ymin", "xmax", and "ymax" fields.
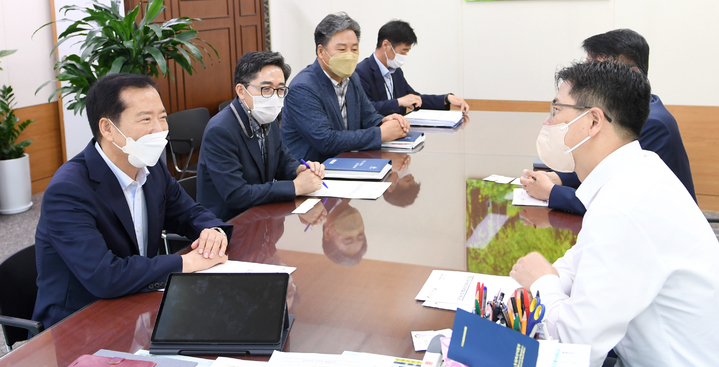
[
  {"xmin": 321, "ymin": 67, "xmax": 347, "ymax": 88},
  {"xmin": 372, "ymin": 53, "xmax": 393, "ymax": 77},
  {"xmin": 94, "ymin": 141, "xmax": 149, "ymax": 190},
  {"xmin": 575, "ymin": 140, "xmax": 642, "ymax": 209}
]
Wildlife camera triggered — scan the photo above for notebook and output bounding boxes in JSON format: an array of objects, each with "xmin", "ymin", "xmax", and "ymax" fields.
[
  {"xmin": 149, "ymin": 273, "xmax": 293, "ymax": 356},
  {"xmin": 405, "ymin": 110, "xmax": 463, "ymax": 128},
  {"xmin": 381, "ymin": 131, "xmax": 425, "ymax": 150},
  {"xmin": 322, "ymin": 158, "xmax": 392, "ymax": 180}
]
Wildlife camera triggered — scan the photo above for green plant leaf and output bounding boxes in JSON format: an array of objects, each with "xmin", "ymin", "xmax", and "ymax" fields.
[
  {"xmin": 109, "ymin": 57, "xmax": 126, "ymax": 74},
  {"xmin": 145, "ymin": 46, "xmax": 167, "ymax": 75},
  {"xmin": 143, "ymin": 0, "xmax": 165, "ymax": 26}
]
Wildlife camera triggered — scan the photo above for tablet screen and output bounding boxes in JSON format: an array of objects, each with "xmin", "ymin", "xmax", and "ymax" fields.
[{"xmin": 152, "ymin": 273, "xmax": 289, "ymax": 344}]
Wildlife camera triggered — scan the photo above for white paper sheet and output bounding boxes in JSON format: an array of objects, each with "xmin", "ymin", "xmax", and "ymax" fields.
[
  {"xmin": 536, "ymin": 340, "xmax": 591, "ymax": 367},
  {"xmin": 291, "ymin": 198, "xmax": 321, "ymax": 214},
  {"xmin": 305, "ymin": 180, "xmax": 391, "ymax": 199},
  {"xmin": 410, "ymin": 329, "xmax": 453, "ymax": 351},
  {"xmin": 483, "ymin": 174, "xmax": 516, "ymax": 184},
  {"xmin": 211, "ymin": 357, "xmax": 269, "ymax": 367},
  {"xmin": 512, "ymin": 188, "xmax": 549, "ymax": 207},
  {"xmin": 341, "ymin": 351, "xmax": 422, "ymax": 367},
  {"xmin": 416, "ymin": 270, "xmax": 521, "ymax": 311},
  {"xmin": 198, "ymin": 260, "xmax": 296, "ymax": 274},
  {"xmin": 268, "ymin": 351, "xmax": 365, "ymax": 367}
]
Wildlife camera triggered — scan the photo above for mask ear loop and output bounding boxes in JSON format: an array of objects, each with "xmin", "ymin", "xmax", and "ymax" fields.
[
  {"xmin": 561, "ymin": 109, "xmax": 592, "ymax": 154},
  {"xmin": 107, "ymin": 118, "xmax": 130, "ymax": 150}
]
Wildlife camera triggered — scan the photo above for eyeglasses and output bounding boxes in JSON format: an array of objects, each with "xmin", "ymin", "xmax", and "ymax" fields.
[
  {"xmin": 550, "ymin": 102, "xmax": 612, "ymax": 122},
  {"xmin": 247, "ymin": 84, "xmax": 289, "ymax": 98}
]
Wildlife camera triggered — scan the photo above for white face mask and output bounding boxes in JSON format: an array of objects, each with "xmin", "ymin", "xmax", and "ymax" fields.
[
  {"xmin": 108, "ymin": 119, "xmax": 168, "ymax": 168},
  {"xmin": 385, "ymin": 44, "xmax": 407, "ymax": 69},
  {"xmin": 242, "ymin": 86, "xmax": 283, "ymax": 125},
  {"xmin": 535, "ymin": 110, "xmax": 591, "ymax": 173}
]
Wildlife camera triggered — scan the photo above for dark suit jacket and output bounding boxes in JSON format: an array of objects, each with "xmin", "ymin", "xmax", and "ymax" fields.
[
  {"xmin": 33, "ymin": 140, "xmax": 230, "ymax": 329},
  {"xmin": 355, "ymin": 53, "xmax": 448, "ymax": 116},
  {"xmin": 550, "ymin": 94, "xmax": 696, "ymax": 214},
  {"xmin": 197, "ymin": 98, "xmax": 299, "ymax": 221},
  {"xmin": 281, "ymin": 60, "xmax": 385, "ymax": 162}
]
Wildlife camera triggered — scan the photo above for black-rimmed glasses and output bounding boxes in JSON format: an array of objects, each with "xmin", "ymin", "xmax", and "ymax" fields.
[{"xmin": 247, "ymin": 84, "xmax": 289, "ymax": 98}]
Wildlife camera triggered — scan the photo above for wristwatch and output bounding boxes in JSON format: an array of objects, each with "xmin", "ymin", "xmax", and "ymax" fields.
[
  {"xmin": 444, "ymin": 93, "xmax": 454, "ymax": 106},
  {"xmin": 211, "ymin": 227, "xmax": 227, "ymax": 237}
]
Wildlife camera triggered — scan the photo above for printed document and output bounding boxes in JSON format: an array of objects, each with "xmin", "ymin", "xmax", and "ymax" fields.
[
  {"xmin": 512, "ymin": 188, "xmax": 549, "ymax": 207},
  {"xmin": 199, "ymin": 260, "xmax": 296, "ymax": 275},
  {"xmin": 416, "ymin": 270, "xmax": 521, "ymax": 311},
  {"xmin": 305, "ymin": 180, "xmax": 391, "ymax": 200}
]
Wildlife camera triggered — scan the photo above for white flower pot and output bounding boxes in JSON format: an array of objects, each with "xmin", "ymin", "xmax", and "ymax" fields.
[{"xmin": 0, "ymin": 153, "xmax": 33, "ymax": 214}]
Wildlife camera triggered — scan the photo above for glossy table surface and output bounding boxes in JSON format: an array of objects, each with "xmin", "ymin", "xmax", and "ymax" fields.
[{"xmin": 0, "ymin": 111, "xmax": 582, "ymax": 366}]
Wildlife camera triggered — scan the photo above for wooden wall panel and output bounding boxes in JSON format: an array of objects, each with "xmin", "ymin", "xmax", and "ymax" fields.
[
  {"xmin": 181, "ymin": 28, "xmax": 234, "ymax": 111},
  {"xmin": 14, "ymin": 102, "xmax": 63, "ymax": 194}
]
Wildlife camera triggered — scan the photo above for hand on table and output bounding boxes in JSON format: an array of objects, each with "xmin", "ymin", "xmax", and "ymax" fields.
[
  {"xmin": 447, "ymin": 94, "xmax": 470, "ymax": 114},
  {"xmin": 509, "ymin": 252, "xmax": 558, "ymax": 289},
  {"xmin": 519, "ymin": 169, "xmax": 555, "ymax": 201},
  {"xmin": 191, "ymin": 227, "xmax": 228, "ymax": 259}
]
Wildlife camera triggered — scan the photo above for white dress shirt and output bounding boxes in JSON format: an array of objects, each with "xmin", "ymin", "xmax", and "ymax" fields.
[
  {"xmin": 531, "ymin": 141, "xmax": 719, "ymax": 367},
  {"xmin": 95, "ymin": 142, "xmax": 150, "ymax": 256}
]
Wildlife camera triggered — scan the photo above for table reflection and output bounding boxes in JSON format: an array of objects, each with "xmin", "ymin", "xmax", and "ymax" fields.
[{"xmin": 465, "ymin": 179, "xmax": 581, "ymax": 276}]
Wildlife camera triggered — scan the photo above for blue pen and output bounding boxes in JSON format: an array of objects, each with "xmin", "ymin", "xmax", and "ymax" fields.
[{"xmin": 300, "ymin": 159, "xmax": 328, "ymax": 188}]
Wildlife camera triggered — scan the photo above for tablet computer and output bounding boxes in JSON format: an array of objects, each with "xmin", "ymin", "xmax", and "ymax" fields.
[{"xmin": 149, "ymin": 272, "xmax": 293, "ymax": 356}]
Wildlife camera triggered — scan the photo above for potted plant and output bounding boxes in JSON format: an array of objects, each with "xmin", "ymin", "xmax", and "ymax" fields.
[
  {"xmin": 0, "ymin": 49, "xmax": 35, "ymax": 214},
  {"xmin": 37, "ymin": 0, "xmax": 218, "ymax": 114}
]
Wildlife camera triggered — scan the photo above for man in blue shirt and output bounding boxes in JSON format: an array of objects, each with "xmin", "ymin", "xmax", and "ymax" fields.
[
  {"xmin": 355, "ymin": 20, "xmax": 469, "ymax": 116},
  {"xmin": 281, "ymin": 12, "xmax": 410, "ymax": 162},
  {"xmin": 197, "ymin": 51, "xmax": 325, "ymax": 221},
  {"xmin": 521, "ymin": 29, "xmax": 695, "ymax": 214}
]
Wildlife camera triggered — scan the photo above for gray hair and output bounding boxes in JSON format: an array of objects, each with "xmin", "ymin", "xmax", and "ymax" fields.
[{"xmin": 314, "ymin": 12, "xmax": 361, "ymax": 54}]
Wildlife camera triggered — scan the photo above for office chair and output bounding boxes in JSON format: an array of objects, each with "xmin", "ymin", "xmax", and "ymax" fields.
[
  {"xmin": 0, "ymin": 244, "xmax": 43, "ymax": 351},
  {"xmin": 167, "ymin": 107, "xmax": 211, "ymax": 180},
  {"xmin": 218, "ymin": 99, "xmax": 233, "ymax": 112},
  {"xmin": 161, "ymin": 176, "xmax": 198, "ymax": 254},
  {"xmin": 178, "ymin": 176, "xmax": 197, "ymax": 202}
]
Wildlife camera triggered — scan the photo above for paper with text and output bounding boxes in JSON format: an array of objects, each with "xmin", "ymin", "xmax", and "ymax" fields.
[{"xmin": 305, "ymin": 180, "xmax": 391, "ymax": 200}]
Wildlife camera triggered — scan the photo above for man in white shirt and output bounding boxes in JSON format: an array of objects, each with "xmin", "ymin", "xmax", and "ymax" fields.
[{"xmin": 510, "ymin": 60, "xmax": 719, "ymax": 367}]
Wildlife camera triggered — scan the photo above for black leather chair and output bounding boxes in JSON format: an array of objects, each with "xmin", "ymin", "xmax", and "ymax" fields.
[
  {"xmin": 161, "ymin": 176, "xmax": 197, "ymax": 254},
  {"xmin": 218, "ymin": 99, "xmax": 232, "ymax": 112},
  {"xmin": 0, "ymin": 244, "xmax": 43, "ymax": 351},
  {"xmin": 167, "ymin": 107, "xmax": 211, "ymax": 180}
]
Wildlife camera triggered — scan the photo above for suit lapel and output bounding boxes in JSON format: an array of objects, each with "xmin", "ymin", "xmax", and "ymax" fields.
[
  {"xmin": 86, "ymin": 141, "xmax": 140, "ymax": 254},
  {"xmin": 143, "ymin": 166, "xmax": 164, "ymax": 257},
  {"xmin": 311, "ymin": 61, "xmax": 345, "ymax": 130},
  {"xmin": 232, "ymin": 98, "xmax": 267, "ymax": 181},
  {"xmin": 369, "ymin": 54, "xmax": 389, "ymax": 101}
]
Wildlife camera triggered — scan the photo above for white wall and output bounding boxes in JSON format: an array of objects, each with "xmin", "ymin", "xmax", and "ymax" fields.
[
  {"xmin": 0, "ymin": 0, "xmax": 56, "ymax": 108},
  {"xmin": 270, "ymin": 0, "xmax": 719, "ymax": 107}
]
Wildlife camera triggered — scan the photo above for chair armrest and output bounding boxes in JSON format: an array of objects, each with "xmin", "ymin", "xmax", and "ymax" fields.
[{"xmin": 0, "ymin": 315, "xmax": 44, "ymax": 335}]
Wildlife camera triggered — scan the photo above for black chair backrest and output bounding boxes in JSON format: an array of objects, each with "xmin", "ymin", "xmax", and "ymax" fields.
[
  {"xmin": 0, "ymin": 245, "xmax": 38, "ymax": 346},
  {"xmin": 218, "ymin": 99, "xmax": 232, "ymax": 112},
  {"xmin": 167, "ymin": 107, "xmax": 211, "ymax": 155},
  {"xmin": 178, "ymin": 176, "xmax": 197, "ymax": 202}
]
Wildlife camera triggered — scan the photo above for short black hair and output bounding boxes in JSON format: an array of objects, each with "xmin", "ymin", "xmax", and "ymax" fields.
[
  {"xmin": 314, "ymin": 12, "xmax": 361, "ymax": 55},
  {"xmin": 582, "ymin": 29, "xmax": 650, "ymax": 76},
  {"xmin": 556, "ymin": 60, "xmax": 651, "ymax": 140},
  {"xmin": 234, "ymin": 51, "xmax": 291, "ymax": 87},
  {"xmin": 86, "ymin": 73, "xmax": 158, "ymax": 141},
  {"xmin": 375, "ymin": 20, "xmax": 417, "ymax": 49}
]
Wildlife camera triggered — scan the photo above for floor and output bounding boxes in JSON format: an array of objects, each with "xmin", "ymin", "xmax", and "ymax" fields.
[{"xmin": 0, "ymin": 193, "xmax": 717, "ymax": 357}]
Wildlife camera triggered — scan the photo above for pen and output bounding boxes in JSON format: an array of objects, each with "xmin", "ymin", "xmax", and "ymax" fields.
[
  {"xmin": 510, "ymin": 297, "xmax": 520, "ymax": 331},
  {"xmin": 300, "ymin": 159, "xmax": 328, "ymax": 188},
  {"xmin": 303, "ymin": 198, "xmax": 329, "ymax": 232},
  {"xmin": 482, "ymin": 286, "xmax": 487, "ymax": 317}
]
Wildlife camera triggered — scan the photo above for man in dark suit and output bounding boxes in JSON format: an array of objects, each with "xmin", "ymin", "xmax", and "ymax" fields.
[
  {"xmin": 355, "ymin": 20, "xmax": 469, "ymax": 116},
  {"xmin": 33, "ymin": 73, "xmax": 232, "ymax": 329},
  {"xmin": 281, "ymin": 12, "xmax": 410, "ymax": 162},
  {"xmin": 197, "ymin": 51, "xmax": 325, "ymax": 221},
  {"xmin": 521, "ymin": 29, "xmax": 696, "ymax": 214}
]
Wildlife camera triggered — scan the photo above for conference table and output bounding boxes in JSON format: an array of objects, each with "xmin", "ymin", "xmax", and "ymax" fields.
[{"xmin": 0, "ymin": 110, "xmax": 582, "ymax": 366}]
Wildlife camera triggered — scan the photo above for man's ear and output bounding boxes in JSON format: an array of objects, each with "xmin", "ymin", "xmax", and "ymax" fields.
[
  {"xmin": 588, "ymin": 108, "xmax": 606, "ymax": 138},
  {"xmin": 98, "ymin": 117, "xmax": 115, "ymax": 142},
  {"xmin": 235, "ymin": 84, "xmax": 245, "ymax": 102}
]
